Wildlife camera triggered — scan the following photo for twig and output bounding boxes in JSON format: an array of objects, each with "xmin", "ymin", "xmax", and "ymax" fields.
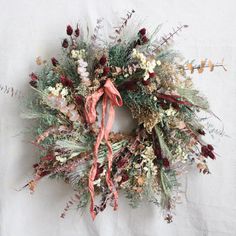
[
  {"xmin": 109, "ymin": 9, "xmax": 135, "ymax": 43},
  {"xmin": 153, "ymin": 24, "xmax": 188, "ymax": 52}
]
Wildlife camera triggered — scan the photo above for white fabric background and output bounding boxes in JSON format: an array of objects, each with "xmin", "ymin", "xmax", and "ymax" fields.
[{"xmin": 0, "ymin": 0, "xmax": 236, "ymax": 235}]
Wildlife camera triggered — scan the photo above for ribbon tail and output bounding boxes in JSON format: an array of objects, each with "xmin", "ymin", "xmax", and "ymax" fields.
[
  {"xmin": 104, "ymin": 98, "xmax": 118, "ymax": 210},
  {"xmin": 89, "ymin": 96, "xmax": 106, "ymax": 220}
]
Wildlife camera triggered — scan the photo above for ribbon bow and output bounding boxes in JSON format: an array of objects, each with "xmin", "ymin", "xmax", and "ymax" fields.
[{"xmin": 84, "ymin": 78, "xmax": 123, "ymax": 220}]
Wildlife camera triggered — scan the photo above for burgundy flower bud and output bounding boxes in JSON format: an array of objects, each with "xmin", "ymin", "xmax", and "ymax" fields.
[
  {"xmin": 197, "ymin": 129, "xmax": 205, "ymax": 135},
  {"xmin": 66, "ymin": 25, "xmax": 73, "ymax": 36},
  {"xmin": 62, "ymin": 39, "xmax": 69, "ymax": 48},
  {"xmin": 29, "ymin": 80, "xmax": 37, "ymax": 88},
  {"xmin": 121, "ymin": 172, "xmax": 129, "ymax": 183},
  {"xmin": 163, "ymin": 158, "xmax": 170, "ymax": 168},
  {"xmin": 208, "ymin": 151, "xmax": 216, "ymax": 160},
  {"xmin": 142, "ymin": 79, "xmax": 150, "ymax": 86},
  {"xmin": 117, "ymin": 157, "xmax": 128, "ymax": 168},
  {"xmin": 60, "ymin": 76, "xmax": 73, "ymax": 87},
  {"xmin": 141, "ymin": 36, "xmax": 149, "ymax": 44},
  {"xmin": 201, "ymin": 145, "xmax": 216, "ymax": 159},
  {"xmin": 201, "ymin": 146, "xmax": 209, "ymax": 157},
  {"xmin": 149, "ymin": 72, "xmax": 156, "ymax": 78},
  {"xmin": 99, "ymin": 55, "xmax": 107, "ymax": 66},
  {"xmin": 207, "ymin": 144, "xmax": 214, "ymax": 151},
  {"xmin": 75, "ymin": 95, "xmax": 84, "ymax": 105},
  {"xmin": 102, "ymin": 66, "xmax": 110, "ymax": 76},
  {"xmin": 74, "ymin": 25, "xmax": 80, "ymax": 37},
  {"xmin": 51, "ymin": 57, "xmax": 59, "ymax": 67},
  {"xmin": 30, "ymin": 72, "xmax": 38, "ymax": 81},
  {"xmin": 139, "ymin": 28, "xmax": 146, "ymax": 36},
  {"xmin": 32, "ymin": 163, "xmax": 38, "ymax": 169}
]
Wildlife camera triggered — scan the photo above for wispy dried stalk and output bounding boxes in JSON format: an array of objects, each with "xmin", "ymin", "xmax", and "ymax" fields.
[
  {"xmin": 91, "ymin": 18, "xmax": 104, "ymax": 46},
  {"xmin": 153, "ymin": 24, "xmax": 188, "ymax": 52},
  {"xmin": 109, "ymin": 9, "xmax": 135, "ymax": 43}
]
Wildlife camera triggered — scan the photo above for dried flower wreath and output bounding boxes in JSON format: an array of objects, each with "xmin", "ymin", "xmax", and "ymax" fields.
[{"xmin": 21, "ymin": 10, "xmax": 226, "ymax": 222}]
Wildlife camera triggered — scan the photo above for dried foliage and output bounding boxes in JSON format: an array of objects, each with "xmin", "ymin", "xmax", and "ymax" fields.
[{"xmin": 20, "ymin": 11, "xmax": 224, "ymax": 223}]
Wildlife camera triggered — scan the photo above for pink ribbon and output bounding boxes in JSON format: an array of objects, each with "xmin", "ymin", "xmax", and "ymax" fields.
[{"xmin": 84, "ymin": 78, "xmax": 123, "ymax": 220}]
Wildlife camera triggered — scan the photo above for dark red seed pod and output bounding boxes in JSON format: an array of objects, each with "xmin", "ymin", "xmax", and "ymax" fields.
[
  {"xmin": 163, "ymin": 158, "xmax": 170, "ymax": 168},
  {"xmin": 197, "ymin": 129, "xmax": 205, "ymax": 135},
  {"xmin": 30, "ymin": 72, "xmax": 38, "ymax": 81},
  {"xmin": 62, "ymin": 39, "xmax": 69, "ymax": 48},
  {"xmin": 208, "ymin": 152, "xmax": 216, "ymax": 160},
  {"xmin": 207, "ymin": 144, "xmax": 214, "ymax": 151},
  {"xmin": 141, "ymin": 36, "xmax": 149, "ymax": 44},
  {"xmin": 75, "ymin": 95, "xmax": 84, "ymax": 105},
  {"xmin": 66, "ymin": 25, "xmax": 73, "ymax": 36},
  {"xmin": 121, "ymin": 172, "xmax": 129, "ymax": 183},
  {"xmin": 99, "ymin": 55, "xmax": 107, "ymax": 66},
  {"xmin": 74, "ymin": 26, "xmax": 80, "ymax": 37},
  {"xmin": 102, "ymin": 66, "xmax": 110, "ymax": 76},
  {"xmin": 60, "ymin": 76, "xmax": 73, "ymax": 87},
  {"xmin": 149, "ymin": 72, "xmax": 156, "ymax": 78},
  {"xmin": 139, "ymin": 28, "xmax": 146, "ymax": 36},
  {"xmin": 142, "ymin": 79, "xmax": 150, "ymax": 86},
  {"xmin": 117, "ymin": 158, "xmax": 128, "ymax": 168},
  {"xmin": 51, "ymin": 57, "xmax": 59, "ymax": 67},
  {"xmin": 29, "ymin": 80, "xmax": 37, "ymax": 88}
]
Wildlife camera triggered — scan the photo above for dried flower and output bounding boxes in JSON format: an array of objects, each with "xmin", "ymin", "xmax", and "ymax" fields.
[
  {"xmin": 74, "ymin": 25, "xmax": 80, "ymax": 37},
  {"xmin": 163, "ymin": 158, "xmax": 170, "ymax": 168},
  {"xmin": 102, "ymin": 66, "xmax": 110, "ymax": 76},
  {"xmin": 30, "ymin": 72, "xmax": 38, "ymax": 81},
  {"xmin": 60, "ymin": 76, "xmax": 73, "ymax": 87},
  {"xmin": 51, "ymin": 57, "xmax": 59, "ymax": 67},
  {"xmin": 66, "ymin": 25, "xmax": 73, "ymax": 36},
  {"xmin": 139, "ymin": 28, "xmax": 146, "ymax": 36},
  {"xmin": 149, "ymin": 72, "xmax": 156, "ymax": 78},
  {"xmin": 62, "ymin": 39, "xmax": 69, "ymax": 48},
  {"xmin": 99, "ymin": 55, "xmax": 107, "ymax": 66},
  {"xmin": 201, "ymin": 145, "xmax": 215, "ymax": 160},
  {"xmin": 75, "ymin": 95, "xmax": 83, "ymax": 105},
  {"xmin": 197, "ymin": 129, "xmax": 205, "ymax": 135},
  {"xmin": 141, "ymin": 36, "xmax": 149, "ymax": 44}
]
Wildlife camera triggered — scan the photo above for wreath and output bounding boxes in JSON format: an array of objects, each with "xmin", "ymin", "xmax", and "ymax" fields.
[{"xmin": 22, "ymin": 10, "xmax": 226, "ymax": 222}]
